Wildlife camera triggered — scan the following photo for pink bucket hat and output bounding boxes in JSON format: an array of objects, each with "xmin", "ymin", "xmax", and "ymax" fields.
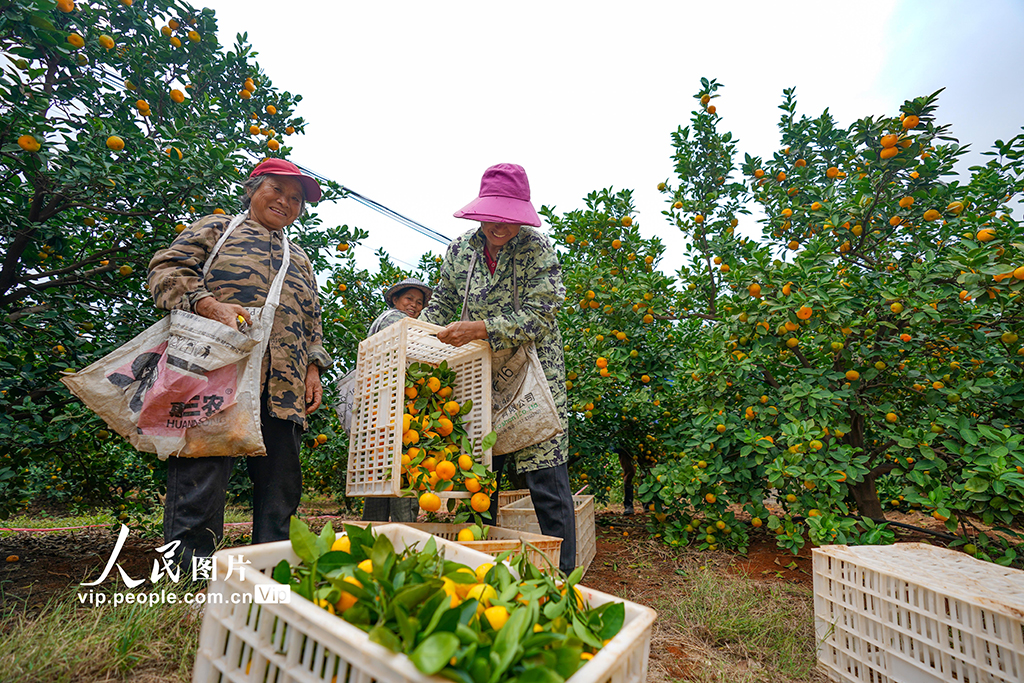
[{"xmin": 454, "ymin": 163, "xmax": 542, "ymax": 227}]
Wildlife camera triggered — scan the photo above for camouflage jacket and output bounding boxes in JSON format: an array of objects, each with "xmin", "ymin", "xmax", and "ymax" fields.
[
  {"xmin": 421, "ymin": 226, "xmax": 567, "ymax": 473},
  {"xmin": 368, "ymin": 307, "xmax": 408, "ymax": 337},
  {"xmin": 148, "ymin": 214, "xmax": 333, "ymax": 428}
]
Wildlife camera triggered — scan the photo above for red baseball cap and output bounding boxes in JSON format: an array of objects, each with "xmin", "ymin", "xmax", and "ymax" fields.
[{"xmin": 250, "ymin": 158, "xmax": 322, "ymax": 203}]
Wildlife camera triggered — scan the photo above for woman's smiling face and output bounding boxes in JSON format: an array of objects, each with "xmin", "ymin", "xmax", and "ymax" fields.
[
  {"xmin": 480, "ymin": 222, "xmax": 521, "ymax": 252},
  {"xmin": 248, "ymin": 175, "xmax": 304, "ymax": 230}
]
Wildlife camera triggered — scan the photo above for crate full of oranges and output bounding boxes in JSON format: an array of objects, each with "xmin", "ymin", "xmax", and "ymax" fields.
[{"xmin": 346, "ymin": 317, "xmax": 491, "ymax": 499}]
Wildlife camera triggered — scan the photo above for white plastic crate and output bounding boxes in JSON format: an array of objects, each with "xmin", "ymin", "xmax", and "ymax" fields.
[
  {"xmin": 346, "ymin": 317, "xmax": 491, "ymax": 498},
  {"xmin": 499, "ymin": 495, "xmax": 596, "ymax": 573},
  {"xmin": 814, "ymin": 543, "xmax": 1024, "ymax": 683},
  {"xmin": 400, "ymin": 522, "xmax": 563, "ymax": 571},
  {"xmin": 498, "ymin": 489, "xmax": 532, "ymax": 508},
  {"xmin": 193, "ymin": 523, "xmax": 656, "ymax": 683}
]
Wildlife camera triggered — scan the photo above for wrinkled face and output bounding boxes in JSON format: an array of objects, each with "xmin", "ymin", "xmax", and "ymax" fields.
[
  {"xmin": 480, "ymin": 222, "xmax": 521, "ymax": 252},
  {"xmin": 394, "ymin": 288, "xmax": 425, "ymax": 318},
  {"xmin": 248, "ymin": 175, "xmax": 304, "ymax": 230}
]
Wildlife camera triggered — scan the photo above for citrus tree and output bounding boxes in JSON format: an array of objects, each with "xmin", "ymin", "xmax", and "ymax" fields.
[
  {"xmin": 558, "ymin": 78, "xmax": 1024, "ymax": 564},
  {"xmin": 0, "ymin": 0, "xmax": 363, "ymax": 518}
]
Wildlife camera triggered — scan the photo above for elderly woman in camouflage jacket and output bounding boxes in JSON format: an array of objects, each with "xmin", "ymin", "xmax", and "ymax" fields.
[
  {"xmin": 421, "ymin": 163, "xmax": 575, "ymax": 574},
  {"xmin": 148, "ymin": 158, "xmax": 332, "ymax": 571}
]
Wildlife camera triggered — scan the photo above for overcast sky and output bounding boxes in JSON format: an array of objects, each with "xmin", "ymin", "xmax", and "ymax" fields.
[{"xmin": 209, "ymin": 0, "xmax": 1024, "ymax": 275}]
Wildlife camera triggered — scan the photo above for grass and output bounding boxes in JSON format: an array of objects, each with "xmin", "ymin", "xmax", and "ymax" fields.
[
  {"xmin": 1, "ymin": 505, "xmax": 256, "ymax": 538},
  {"xmin": 662, "ymin": 561, "xmax": 822, "ymax": 682},
  {"xmin": 0, "ymin": 583, "xmax": 201, "ymax": 683}
]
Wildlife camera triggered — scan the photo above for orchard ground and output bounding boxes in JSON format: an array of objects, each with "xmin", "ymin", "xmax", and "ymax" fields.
[{"xmin": 0, "ymin": 496, "xmax": 969, "ymax": 683}]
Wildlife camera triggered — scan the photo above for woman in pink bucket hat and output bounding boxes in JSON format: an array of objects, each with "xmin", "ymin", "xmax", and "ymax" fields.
[{"xmin": 421, "ymin": 163, "xmax": 576, "ymax": 574}]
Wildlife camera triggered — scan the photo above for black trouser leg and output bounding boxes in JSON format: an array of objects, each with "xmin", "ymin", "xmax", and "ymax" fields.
[
  {"xmin": 247, "ymin": 404, "xmax": 302, "ymax": 545},
  {"xmin": 163, "ymin": 455, "xmax": 234, "ymax": 571},
  {"xmin": 362, "ymin": 497, "xmax": 391, "ymax": 522},
  {"xmin": 390, "ymin": 496, "xmax": 419, "ymax": 522},
  {"xmin": 523, "ymin": 463, "xmax": 576, "ymax": 575}
]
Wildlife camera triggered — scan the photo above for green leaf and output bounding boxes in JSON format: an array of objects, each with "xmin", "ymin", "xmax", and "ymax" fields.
[
  {"xmin": 965, "ymin": 477, "xmax": 989, "ymax": 493},
  {"xmin": 596, "ymin": 601, "xmax": 625, "ymax": 640},
  {"xmin": 272, "ymin": 559, "xmax": 292, "ymax": 585},
  {"xmin": 369, "ymin": 625, "xmax": 403, "ymax": 653},
  {"xmin": 289, "ymin": 516, "xmax": 319, "ymax": 565},
  {"xmin": 410, "ymin": 632, "xmax": 460, "ymax": 675},
  {"xmin": 481, "ymin": 431, "xmax": 497, "ymax": 452}
]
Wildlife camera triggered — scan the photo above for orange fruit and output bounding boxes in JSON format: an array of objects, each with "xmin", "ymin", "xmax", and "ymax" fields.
[
  {"xmin": 776, "ymin": 172, "xmax": 786, "ymax": 182},
  {"xmin": 458, "ymin": 454, "xmax": 474, "ymax": 471},
  {"xmin": 825, "ymin": 167, "xmax": 839, "ymax": 179},
  {"xmin": 118, "ymin": 265, "xmax": 133, "ymax": 276},
  {"xmin": 267, "ymin": 139, "xmax": 280, "ymax": 151},
  {"xmin": 266, "ymin": 104, "xmax": 277, "ymax": 115},
  {"xmin": 898, "ymin": 196, "xmax": 914, "ymax": 208},
  {"xmin": 335, "ymin": 576, "xmax": 361, "ymax": 612},
  {"xmin": 716, "ymin": 424, "xmax": 726, "ymax": 433},
  {"xmin": 880, "ymin": 134, "xmax": 898, "ymax": 148},
  {"xmin": 880, "ymin": 147, "xmax": 898, "ymax": 160},
  {"xmin": 57, "ymin": 0, "xmax": 75, "ymax": 11},
  {"xmin": 170, "ymin": 89, "xmax": 185, "ymax": 103},
  {"xmin": 17, "ymin": 134, "xmax": 40, "ymax": 152},
  {"xmin": 694, "ymin": 214, "xmax": 704, "ymax": 223},
  {"xmin": 464, "ymin": 477, "xmax": 481, "ymax": 493},
  {"xmin": 595, "ymin": 357, "xmax": 608, "ymax": 369},
  {"xmin": 187, "ymin": 30, "xmax": 200, "ymax": 42},
  {"xmin": 444, "ymin": 400, "xmax": 460, "ymax": 416},
  {"xmin": 67, "ymin": 33, "xmax": 85, "ymax": 48},
  {"xmin": 753, "ymin": 169, "xmax": 764, "ymax": 178},
  {"xmin": 435, "ymin": 460, "xmax": 456, "ymax": 481},
  {"xmin": 923, "ymin": 209, "xmax": 940, "ymax": 222},
  {"xmin": 470, "ymin": 492, "xmax": 490, "ymax": 513},
  {"xmin": 976, "ymin": 228, "xmax": 995, "ymax": 242},
  {"xmin": 885, "ymin": 412, "xmax": 898, "ymax": 424},
  {"xmin": 419, "ymin": 492, "xmax": 441, "ymax": 512},
  {"xmin": 705, "ymin": 493, "xmax": 717, "ymax": 504},
  {"xmin": 621, "ymin": 216, "xmax": 633, "ymax": 227},
  {"xmin": 748, "ymin": 283, "xmax": 762, "ymax": 298},
  {"xmin": 796, "ymin": 305, "xmax": 812, "ymax": 320},
  {"xmin": 170, "ymin": 36, "xmax": 182, "ymax": 48},
  {"xmin": 902, "ymin": 115, "xmax": 920, "ymax": 130},
  {"xmin": 239, "ymin": 89, "xmax": 252, "ymax": 99},
  {"xmin": 98, "ymin": 35, "xmax": 115, "ymax": 50}
]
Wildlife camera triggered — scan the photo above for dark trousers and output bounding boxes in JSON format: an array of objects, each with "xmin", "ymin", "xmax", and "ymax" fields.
[
  {"xmin": 362, "ymin": 496, "xmax": 418, "ymax": 523},
  {"xmin": 163, "ymin": 399, "xmax": 302, "ymax": 572},
  {"xmin": 489, "ymin": 454, "xmax": 577, "ymax": 574}
]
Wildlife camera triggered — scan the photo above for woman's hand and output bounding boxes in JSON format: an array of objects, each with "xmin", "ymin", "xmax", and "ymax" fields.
[
  {"xmin": 436, "ymin": 320, "xmax": 488, "ymax": 347},
  {"xmin": 305, "ymin": 364, "xmax": 322, "ymax": 414},
  {"xmin": 195, "ymin": 297, "xmax": 251, "ymax": 330}
]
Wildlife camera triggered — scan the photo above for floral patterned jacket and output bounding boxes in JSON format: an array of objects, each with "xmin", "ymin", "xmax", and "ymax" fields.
[
  {"xmin": 148, "ymin": 214, "xmax": 333, "ymax": 428},
  {"xmin": 421, "ymin": 226, "xmax": 567, "ymax": 473}
]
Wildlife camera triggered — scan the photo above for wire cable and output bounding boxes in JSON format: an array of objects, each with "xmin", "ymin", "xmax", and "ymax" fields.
[{"xmin": 89, "ymin": 64, "xmax": 450, "ymax": 246}]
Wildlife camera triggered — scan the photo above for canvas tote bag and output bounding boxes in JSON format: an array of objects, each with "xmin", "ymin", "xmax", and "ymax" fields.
[
  {"xmin": 460, "ymin": 250, "xmax": 562, "ymax": 456},
  {"xmin": 61, "ymin": 212, "xmax": 291, "ymax": 459}
]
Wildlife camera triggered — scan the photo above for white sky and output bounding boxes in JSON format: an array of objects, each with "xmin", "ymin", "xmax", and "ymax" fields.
[{"xmin": 210, "ymin": 0, "xmax": 1024, "ymax": 275}]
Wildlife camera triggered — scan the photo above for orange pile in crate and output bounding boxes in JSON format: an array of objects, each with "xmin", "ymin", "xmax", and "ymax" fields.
[{"xmin": 402, "ymin": 361, "xmax": 496, "ymax": 513}]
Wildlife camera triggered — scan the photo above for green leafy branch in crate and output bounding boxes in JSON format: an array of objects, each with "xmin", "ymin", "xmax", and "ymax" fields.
[{"xmin": 274, "ymin": 517, "xmax": 625, "ymax": 682}]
